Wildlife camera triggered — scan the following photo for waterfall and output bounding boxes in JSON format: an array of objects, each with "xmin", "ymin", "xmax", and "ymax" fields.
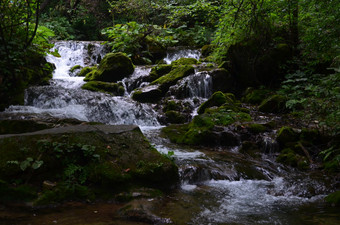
[
  {"xmin": 164, "ymin": 48, "xmax": 201, "ymax": 64},
  {"xmin": 5, "ymin": 41, "xmax": 160, "ymax": 126}
]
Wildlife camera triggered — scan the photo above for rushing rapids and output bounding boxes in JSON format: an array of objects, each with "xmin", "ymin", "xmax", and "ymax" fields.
[{"xmin": 2, "ymin": 41, "xmax": 339, "ymax": 225}]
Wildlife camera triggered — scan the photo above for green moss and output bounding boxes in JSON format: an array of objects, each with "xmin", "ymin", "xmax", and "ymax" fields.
[
  {"xmin": 84, "ymin": 70, "xmax": 98, "ymax": 81},
  {"xmin": 163, "ymin": 100, "xmax": 181, "ymax": 112},
  {"xmin": 0, "ymin": 125, "xmax": 179, "ymax": 205},
  {"xmin": 242, "ymin": 88, "xmax": 271, "ymax": 104},
  {"xmin": 218, "ymin": 61, "xmax": 230, "ymax": 70},
  {"xmin": 197, "ymin": 91, "xmax": 228, "ymax": 114},
  {"xmin": 171, "ymin": 58, "xmax": 198, "ymax": 66},
  {"xmin": 165, "ymin": 111, "xmax": 186, "ymax": 124},
  {"xmin": 78, "ymin": 66, "xmax": 95, "ymax": 77},
  {"xmin": 69, "ymin": 65, "xmax": 82, "ymax": 73},
  {"xmin": 325, "ymin": 191, "xmax": 340, "ymax": 206},
  {"xmin": 0, "ymin": 120, "xmax": 52, "ymax": 135},
  {"xmin": 162, "ymin": 107, "xmax": 251, "ymax": 146},
  {"xmin": 151, "ymin": 65, "xmax": 194, "ymax": 91},
  {"xmin": 148, "ymin": 64, "xmax": 173, "ymax": 82},
  {"xmin": 276, "ymin": 126, "xmax": 300, "ymax": 146},
  {"xmin": 247, "ymin": 123, "xmax": 267, "ymax": 133},
  {"xmin": 0, "ymin": 180, "xmax": 37, "ymax": 203},
  {"xmin": 276, "ymin": 148, "xmax": 309, "ymax": 170},
  {"xmin": 258, "ymin": 94, "xmax": 287, "ymax": 113},
  {"xmin": 87, "ymin": 52, "xmax": 134, "ymax": 82},
  {"xmin": 81, "ymin": 81, "xmax": 125, "ymax": 95}
]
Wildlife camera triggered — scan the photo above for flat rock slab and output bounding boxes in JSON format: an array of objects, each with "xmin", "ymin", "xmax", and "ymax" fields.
[{"xmin": 0, "ymin": 124, "xmax": 139, "ymax": 138}]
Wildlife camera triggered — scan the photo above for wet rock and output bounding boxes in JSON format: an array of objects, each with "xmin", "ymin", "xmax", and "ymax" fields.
[
  {"xmin": 0, "ymin": 124, "xmax": 179, "ymax": 205},
  {"xmin": 276, "ymin": 126, "xmax": 300, "ymax": 146},
  {"xmin": 81, "ymin": 81, "xmax": 125, "ymax": 96},
  {"xmin": 132, "ymin": 85, "xmax": 163, "ymax": 103},
  {"xmin": 258, "ymin": 94, "xmax": 287, "ymax": 113},
  {"xmin": 151, "ymin": 65, "xmax": 195, "ymax": 93},
  {"xmin": 85, "ymin": 53, "xmax": 134, "ymax": 82},
  {"xmin": 118, "ymin": 198, "xmax": 172, "ymax": 224},
  {"xmin": 197, "ymin": 91, "xmax": 230, "ymax": 114}
]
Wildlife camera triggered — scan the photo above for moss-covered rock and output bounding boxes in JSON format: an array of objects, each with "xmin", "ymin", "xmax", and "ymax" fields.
[
  {"xmin": 147, "ymin": 64, "xmax": 173, "ymax": 82},
  {"xmin": 151, "ymin": 65, "xmax": 195, "ymax": 92},
  {"xmin": 0, "ymin": 120, "xmax": 52, "ymax": 135},
  {"xmin": 69, "ymin": 65, "xmax": 82, "ymax": 76},
  {"xmin": 78, "ymin": 66, "xmax": 96, "ymax": 77},
  {"xmin": 325, "ymin": 191, "xmax": 340, "ymax": 206},
  {"xmin": 276, "ymin": 126, "xmax": 300, "ymax": 146},
  {"xmin": 81, "ymin": 81, "xmax": 125, "ymax": 95},
  {"xmin": 258, "ymin": 94, "xmax": 287, "ymax": 113},
  {"xmin": 276, "ymin": 148, "xmax": 309, "ymax": 170},
  {"xmin": 171, "ymin": 58, "xmax": 198, "ymax": 66},
  {"xmin": 86, "ymin": 53, "xmax": 134, "ymax": 82},
  {"xmin": 242, "ymin": 88, "xmax": 271, "ymax": 104},
  {"xmin": 165, "ymin": 111, "xmax": 186, "ymax": 124},
  {"xmin": 218, "ymin": 61, "xmax": 231, "ymax": 70},
  {"xmin": 162, "ymin": 106, "xmax": 251, "ymax": 146},
  {"xmin": 197, "ymin": 91, "xmax": 229, "ymax": 114},
  {"xmin": 0, "ymin": 125, "xmax": 178, "ymax": 205},
  {"xmin": 132, "ymin": 85, "xmax": 163, "ymax": 103},
  {"xmin": 247, "ymin": 123, "xmax": 267, "ymax": 134}
]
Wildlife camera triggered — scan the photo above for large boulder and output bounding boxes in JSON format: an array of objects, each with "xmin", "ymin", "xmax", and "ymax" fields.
[
  {"xmin": 86, "ymin": 53, "xmax": 134, "ymax": 82},
  {"xmin": 0, "ymin": 124, "xmax": 178, "ymax": 204},
  {"xmin": 132, "ymin": 85, "xmax": 163, "ymax": 103},
  {"xmin": 258, "ymin": 94, "xmax": 287, "ymax": 113}
]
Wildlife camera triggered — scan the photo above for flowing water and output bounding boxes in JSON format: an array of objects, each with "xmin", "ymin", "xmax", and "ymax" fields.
[{"xmin": 2, "ymin": 41, "xmax": 339, "ymax": 225}]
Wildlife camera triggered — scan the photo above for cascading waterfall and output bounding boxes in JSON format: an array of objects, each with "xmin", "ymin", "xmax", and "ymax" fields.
[
  {"xmin": 2, "ymin": 41, "xmax": 338, "ymax": 225},
  {"xmin": 5, "ymin": 41, "xmax": 160, "ymax": 126}
]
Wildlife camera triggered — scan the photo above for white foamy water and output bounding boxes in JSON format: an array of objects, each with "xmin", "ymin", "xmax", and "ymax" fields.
[{"xmin": 164, "ymin": 49, "xmax": 201, "ymax": 64}]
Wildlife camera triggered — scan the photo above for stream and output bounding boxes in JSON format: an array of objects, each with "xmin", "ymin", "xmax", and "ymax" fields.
[{"xmin": 1, "ymin": 41, "xmax": 339, "ymax": 225}]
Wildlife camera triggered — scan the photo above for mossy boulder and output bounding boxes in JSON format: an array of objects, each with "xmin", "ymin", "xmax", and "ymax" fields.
[
  {"xmin": 0, "ymin": 125, "xmax": 178, "ymax": 204},
  {"xmin": 162, "ymin": 106, "xmax": 251, "ymax": 146},
  {"xmin": 85, "ymin": 53, "xmax": 134, "ymax": 82},
  {"xmin": 276, "ymin": 148, "xmax": 309, "ymax": 170},
  {"xmin": 81, "ymin": 81, "xmax": 125, "ymax": 95},
  {"xmin": 325, "ymin": 191, "xmax": 340, "ymax": 206},
  {"xmin": 247, "ymin": 123, "xmax": 267, "ymax": 134},
  {"xmin": 165, "ymin": 111, "xmax": 186, "ymax": 124},
  {"xmin": 69, "ymin": 65, "xmax": 82, "ymax": 76},
  {"xmin": 147, "ymin": 64, "xmax": 173, "ymax": 82},
  {"xmin": 78, "ymin": 66, "xmax": 96, "ymax": 77},
  {"xmin": 276, "ymin": 126, "xmax": 300, "ymax": 146},
  {"xmin": 197, "ymin": 91, "xmax": 230, "ymax": 114},
  {"xmin": 151, "ymin": 65, "xmax": 195, "ymax": 92},
  {"xmin": 242, "ymin": 88, "xmax": 271, "ymax": 104},
  {"xmin": 0, "ymin": 120, "xmax": 52, "ymax": 135},
  {"xmin": 171, "ymin": 58, "xmax": 198, "ymax": 66},
  {"xmin": 132, "ymin": 85, "xmax": 163, "ymax": 103},
  {"xmin": 258, "ymin": 95, "xmax": 287, "ymax": 113}
]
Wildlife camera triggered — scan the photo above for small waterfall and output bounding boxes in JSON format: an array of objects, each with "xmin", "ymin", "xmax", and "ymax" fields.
[
  {"xmin": 168, "ymin": 71, "xmax": 212, "ymax": 99},
  {"xmin": 164, "ymin": 48, "xmax": 201, "ymax": 64},
  {"xmin": 122, "ymin": 66, "xmax": 152, "ymax": 94}
]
